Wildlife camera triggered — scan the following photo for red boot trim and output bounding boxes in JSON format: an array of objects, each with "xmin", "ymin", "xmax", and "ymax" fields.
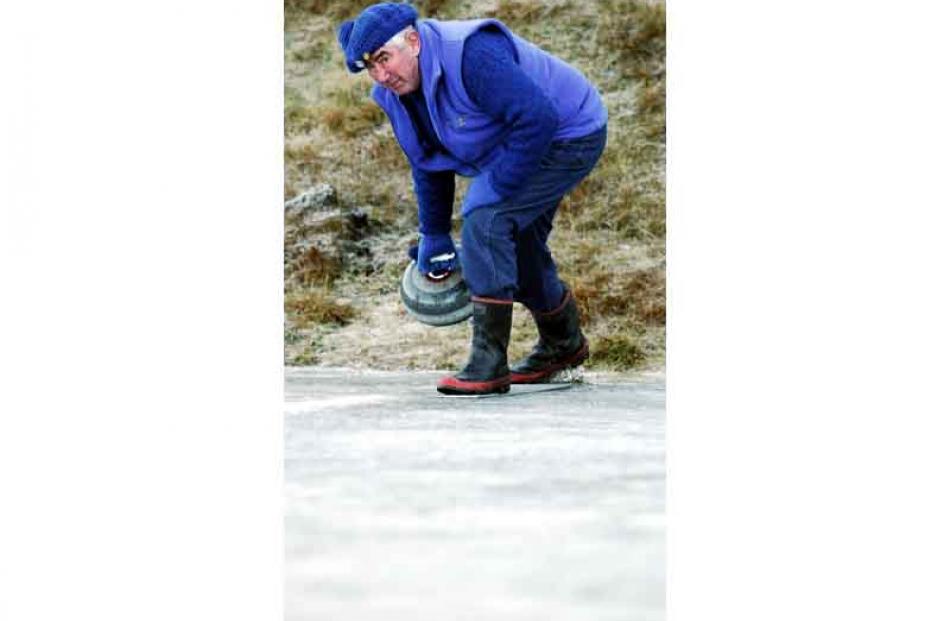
[
  {"xmin": 470, "ymin": 296, "xmax": 514, "ymax": 305},
  {"xmin": 437, "ymin": 374, "xmax": 512, "ymax": 395},
  {"xmin": 534, "ymin": 288, "xmax": 574, "ymax": 317},
  {"xmin": 510, "ymin": 341, "xmax": 589, "ymax": 384}
]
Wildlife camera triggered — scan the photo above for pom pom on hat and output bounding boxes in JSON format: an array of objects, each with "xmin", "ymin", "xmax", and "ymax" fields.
[{"xmin": 337, "ymin": 3, "xmax": 419, "ymax": 73}]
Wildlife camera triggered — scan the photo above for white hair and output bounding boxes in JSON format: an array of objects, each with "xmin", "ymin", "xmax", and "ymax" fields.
[{"xmin": 385, "ymin": 25, "xmax": 416, "ymax": 49}]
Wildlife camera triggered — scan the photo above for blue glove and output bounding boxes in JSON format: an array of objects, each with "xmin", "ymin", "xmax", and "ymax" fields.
[{"xmin": 408, "ymin": 234, "xmax": 459, "ymax": 275}]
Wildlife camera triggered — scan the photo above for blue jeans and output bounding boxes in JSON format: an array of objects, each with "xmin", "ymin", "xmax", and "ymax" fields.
[{"xmin": 460, "ymin": 125, "xmax": 607, "ymax": 311}]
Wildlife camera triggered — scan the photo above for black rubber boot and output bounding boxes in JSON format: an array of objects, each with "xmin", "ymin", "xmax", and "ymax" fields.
[
  {"xmin": 510, "ymin": 286, "xmax": 588, "ymax": 384},
  {"xmin": 437, "ymin": 299, "xmax": 512, "ymax": 395}
]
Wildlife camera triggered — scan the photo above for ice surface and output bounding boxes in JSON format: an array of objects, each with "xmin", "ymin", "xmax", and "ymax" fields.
[{"xmin": 284, "ymin": 368, "xmax": 666, "ymax": 621}]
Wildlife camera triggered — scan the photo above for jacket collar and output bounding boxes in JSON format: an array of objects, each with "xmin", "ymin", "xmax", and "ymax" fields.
[{"xmin": 416, "ymin": 20, "xmax": 443, "ymax": 99}]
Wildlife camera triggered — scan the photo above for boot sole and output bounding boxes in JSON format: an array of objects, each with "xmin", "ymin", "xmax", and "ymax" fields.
[
  {"xmin": 436, "ymin": 375, "xmax": 512, "ymax": 395},
  {"xmin": 510, "ymin": 342, "xmax": 589, "ymax": 384}
]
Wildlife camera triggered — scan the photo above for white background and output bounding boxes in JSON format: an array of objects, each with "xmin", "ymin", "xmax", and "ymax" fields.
[{"xmin": 2, "ymin": 1, "xmax": 949, "ymax": 619}]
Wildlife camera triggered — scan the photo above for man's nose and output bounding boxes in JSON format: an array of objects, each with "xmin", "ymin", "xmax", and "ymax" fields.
[{"xmin": 370, "ymin": 66, "xmax": 389, "ymax": 83}]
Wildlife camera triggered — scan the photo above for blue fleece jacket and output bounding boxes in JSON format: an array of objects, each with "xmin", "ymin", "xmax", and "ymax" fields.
[
  {"xmin": 404, "ymin": 28, "xmax": 560, "ymax": 234},
  {"xmin": 374, "ymin": 19, "xmax": 607, "ymax": 236}
]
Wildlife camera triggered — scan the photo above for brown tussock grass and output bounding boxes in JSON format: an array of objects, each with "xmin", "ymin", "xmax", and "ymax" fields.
[
  {"xmin": 487, "ymin": 0, "xmax": 574, "ymax": 24},
  {"xmin": 572, "ymin": 268, "xmax": 666, "ymax": 326},
  {"xmin": 285, "ymin": 288, "xmax": 357, "ymax": 327},
  {"xmin": 285, "ymin": 245, "xmax": 342, "ymax": 287}
]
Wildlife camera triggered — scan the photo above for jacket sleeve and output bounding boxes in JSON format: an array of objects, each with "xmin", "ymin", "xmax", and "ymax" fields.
[
  {"xmin": 412, "ymin": 166, "xmax": 455, "ymax": 235},
  {"xmin": 461, "ymin": 28, "xmax": 559, "ymax": 200}
]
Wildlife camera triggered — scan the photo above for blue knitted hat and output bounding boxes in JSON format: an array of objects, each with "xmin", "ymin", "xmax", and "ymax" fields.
[{"xmin": 337, "ymin": 3, "xmax": 419, "ymax": 73}]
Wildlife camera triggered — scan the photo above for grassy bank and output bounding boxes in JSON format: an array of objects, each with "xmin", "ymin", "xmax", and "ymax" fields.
[{"xmin": 284, "ymin": 0, "xmax": 666, "ymax": 371}]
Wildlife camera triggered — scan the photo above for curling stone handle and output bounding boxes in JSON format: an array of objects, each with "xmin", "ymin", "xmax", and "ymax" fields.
[{"xmin": 425, "ymin": 269, "xmax": 453, "ymax": 282}]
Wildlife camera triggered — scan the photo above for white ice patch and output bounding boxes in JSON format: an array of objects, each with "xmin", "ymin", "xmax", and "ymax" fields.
[{"xmin": 284, "ymin": 394, "xmax": 392, "ymax": 414}]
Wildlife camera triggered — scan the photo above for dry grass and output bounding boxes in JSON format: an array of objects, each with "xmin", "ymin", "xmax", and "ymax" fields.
[
  {"xmin": 284, "ymin": 0, "xmax": 350, "ymax": 22},
  {"xmin": 487, "ymin": 0, "xmax": 572, "ymax": 23},
  {"xmin": 285, "ymin": 245, "xmax": 341, "ymax": 287},
  {"xmin": 285, "ymin": 288, "xmax": 357, "ymax": 327},
  {"xmin": 590, "ymin": 331, "xmax": 648, "ymax": 369},
  {"xmin": 284, "ymin": 0, "xmax": 666, "ymax": 371},
  {"xmin": 572, "ymin": 269, "xmax": 666, "ymax": 326},
  {"xmin": 315, "ymin": 79, "xmax": 386, "ymax": 137}
]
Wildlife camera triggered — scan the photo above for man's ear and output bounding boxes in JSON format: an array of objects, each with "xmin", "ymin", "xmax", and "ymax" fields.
[{"xmin": 407, "ymin": 30, "xmax": 421, "ymax": 55}]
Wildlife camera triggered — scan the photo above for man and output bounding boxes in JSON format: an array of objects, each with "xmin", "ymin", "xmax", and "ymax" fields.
[{"xmin": 337, "ymin": 2, "xmax": 608, "ymax": 395}]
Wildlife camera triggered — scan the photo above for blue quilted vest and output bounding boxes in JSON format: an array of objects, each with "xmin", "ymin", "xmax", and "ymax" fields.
[{"xmin": 372, "ymin": 18, "xmax": 607, "ymax": 176}]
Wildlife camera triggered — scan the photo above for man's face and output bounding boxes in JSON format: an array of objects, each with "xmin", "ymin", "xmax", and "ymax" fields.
[{"xmin": 365, "ymin": 31, "xmax": 421, "ymax": 95}]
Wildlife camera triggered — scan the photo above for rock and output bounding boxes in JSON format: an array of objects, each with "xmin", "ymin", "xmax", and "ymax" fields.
[
  {"xmin": 285, "ymin": 183, "xmax": 337, "ymax": 218},
  {"xmin": 284, "ymin": 188, "xmax": 384, "ymax": 284},
  {"xmin": 301, "ymin": 209, "xmax": 342, "ymax": 229}
]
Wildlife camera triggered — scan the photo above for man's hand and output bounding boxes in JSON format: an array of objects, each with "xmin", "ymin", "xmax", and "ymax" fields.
[{"xmin": 408, "ymin": 233, "xmax": 459, "ymax": 275}]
